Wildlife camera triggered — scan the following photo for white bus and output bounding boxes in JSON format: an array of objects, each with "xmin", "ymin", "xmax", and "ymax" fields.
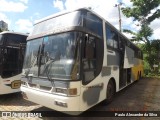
[
  {"xmin": 21, "ymin": 8, "xmax": 143, "ymax": 115},
  {"xmin": 0, "ymin": 31, "xmax": 27, "ymax": 95}
]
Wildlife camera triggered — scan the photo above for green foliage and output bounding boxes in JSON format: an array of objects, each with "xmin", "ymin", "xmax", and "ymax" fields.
[
  {"xmin": 122, "ymin": 0, "xmax": 160, "ymax": 76},
  {"xmin": 139, "ymin": 25, "xmax": 153, "ymax": 40},
  {"xmin": 138, "ymin": 40, "xmax": 160, "ymax": 76},
  {"xmin": 0, "ymin": 28, "xmax": 2, "ymax": 32},
  {"xmin": 122, "ymin": 0, "xmax": 160, "ymax": 23},
  {"xmin": 124, "ymin": 25, "xmax": 153, "ymax": 43}
]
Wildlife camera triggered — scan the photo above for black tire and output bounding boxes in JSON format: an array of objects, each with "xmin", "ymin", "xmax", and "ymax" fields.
[
  {"xmin": 139, "ymin": 72, "xmax": 141, "ymax": 79},
  {"xmin": 137, "ymin": 72, "xmax": 139, "ymax": 80},
  {"xmin": 105, "ymin": 80, "xmax": 115, "ymax": 104}
]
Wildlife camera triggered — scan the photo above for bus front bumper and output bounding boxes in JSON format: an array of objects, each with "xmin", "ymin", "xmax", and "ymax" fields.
[
  {"xmin": 21, "ymin": 86, "xmax": 81, "ymax": 115},
  {"xmin": 0, "ymin": 81, "xmax": 20, "ymax": 95}
]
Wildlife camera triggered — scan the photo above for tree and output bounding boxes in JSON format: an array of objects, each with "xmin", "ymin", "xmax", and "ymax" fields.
[
  {"xmin": 121, "ymin": 0, "xmax": 160, "ymax": 70},
  {"xmin": 122, "ymin": 0, "xmax": 160, "ymax": 23},
  {"xmin": 0, "ymin": 28, "xmax": 2, "ymax": 32}
]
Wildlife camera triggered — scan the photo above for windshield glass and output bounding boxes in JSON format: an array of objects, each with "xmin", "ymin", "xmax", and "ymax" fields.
[
  {"xmin": 23, "ymin": 38, "xmax": 43, "ymax": 76},
  {"xmin": 23, "ymin": 32, "xmax": 80, "ymax": 80},
  {"xmin": 31, "ymin": 11, "xmax": 82, "ymax": 36},
  {"xmin": 0, "ymin": 33, "xmax": 27, "ymax": 78},
  {"xmin": 30, "ymin": 9, "xmax": 103, "ymax": 38},
  {"xmin": 6, "ymin": 34, "xmax": 27, "ymax": 46}
]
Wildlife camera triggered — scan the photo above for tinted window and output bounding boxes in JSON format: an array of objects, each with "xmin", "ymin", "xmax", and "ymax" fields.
[
  {"xmin": 23, "ymin": 32, "xmax": 80, "ymax": 80},
  {"xmin": 0, "ymin": 34, "xmax": 3, "ymax": 45},
  {"xmin": 6, "ymin": 34, "xmax": 27, "ymax": 45},
  {"xmin": 83, "ymin": 12, "xmax": 103, "ymax": 37},
  {"xmin": 135, "ymin": 50, "xmax": 143, "ymax": 59},
  {"xmin": 31, "ymin": 11, "xmax": 82, "ymax": 36},
  {"xmin": 106, "ymin": 25, "xmax": 118, "ymax": 49},
  {"xmin": 82, "ymin": 34, "xmax": 104, "ymax": 85}
]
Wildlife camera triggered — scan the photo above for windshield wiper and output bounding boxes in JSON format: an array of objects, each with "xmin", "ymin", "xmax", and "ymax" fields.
[
  {"xmin": 25, "ymin": 44, "xmax": 41, "ymax": 77},
  {"xmin": 42, "ymin": 58, "xmax": 58, "ymax": 88},
  {"xmin": 38, "ymin": 44, "xmax": 45, "ymax": 76}
]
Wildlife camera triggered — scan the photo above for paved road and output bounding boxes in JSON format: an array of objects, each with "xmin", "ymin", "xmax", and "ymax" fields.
[{"xmin": 0, "ymin": 77, "xmax": 160, "ymax": 120}]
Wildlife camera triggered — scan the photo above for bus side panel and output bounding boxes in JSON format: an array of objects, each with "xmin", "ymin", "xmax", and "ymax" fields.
[
  {"xmin": 131, "ymin": 58, "xmax": 144, "ymax": 81},
  {"xmin": 79, "ymin": 74, "xmax": 107, "ymax": 111},
  {"xmin": 79, "ymin": 51, "xmax": 120, "ymax": 111},
  {"xmin": 106, "ymin": 50, "xmax": 120, "ymax": 92},
  {"xmin": 123, "ymin": 46, "xmax": 134, "ymax": 68}
]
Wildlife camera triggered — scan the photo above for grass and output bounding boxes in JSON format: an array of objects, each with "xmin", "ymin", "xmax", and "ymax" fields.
[{"xmin": 145, "ymin": 72, "xmax": 160, "ymax": 78}]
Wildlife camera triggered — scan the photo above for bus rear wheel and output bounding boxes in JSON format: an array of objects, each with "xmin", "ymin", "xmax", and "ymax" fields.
[{"xmin": 105, "ymin": 80, "xmax": 115, "ymax": 104}]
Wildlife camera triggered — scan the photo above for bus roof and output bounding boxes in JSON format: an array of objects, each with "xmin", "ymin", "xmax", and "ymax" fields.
[
  {"xmin": 0, "ymin": 31, "xmax": 28, "ymax": 36},
  {"xmin": 34, "ymin": 8, "xmax": 91, "ymax": 25},
  {"xmin": 34, "ymin": 7, "xmax": 141, "ymax": 51}
]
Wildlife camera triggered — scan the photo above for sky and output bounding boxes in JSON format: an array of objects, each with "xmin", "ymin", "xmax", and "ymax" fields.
[{"xmin": 0, "ymin": 0, "xmax": 159, "ymax": 39}]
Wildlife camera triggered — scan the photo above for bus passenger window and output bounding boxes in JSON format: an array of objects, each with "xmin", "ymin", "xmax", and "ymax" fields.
[
  {"xmin": 0, "ymin": 35, "xmax": 3, "ymax": 45},
  {"xmin": 83, "ymin": 12, "xmax": 103, "ymax": 38},
  {"xmin": 106, "ymin": 27, "xmax": 114, "ymax": 47},
  {"xmin": 83, "ymin": 34, "xmax": 97, "ymax": 84},
  {"xmin": 106, "ymin": 25, "xmax": 118, "ymax": 49},
  {"xmin": 114, "ymin": 40, "xmax": 118, "ymax": 48},
  {"xmin": 85, "ymin": 38, "xmax": 95, "ymax": 59},
  {"xmin": 82, "ymin": 33, "xmax": 103, "ymax": 85},
  {"xmin": 119, "ymin": 37, "xmax": 126, "ymax": 51}
]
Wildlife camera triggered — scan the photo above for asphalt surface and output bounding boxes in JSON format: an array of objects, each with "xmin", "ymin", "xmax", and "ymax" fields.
[{"xmin": 0, "ymin": 77, "xmax": 160, "ymax": 120}]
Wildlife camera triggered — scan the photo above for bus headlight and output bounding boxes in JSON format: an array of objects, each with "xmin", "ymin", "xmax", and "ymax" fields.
[
  {"xmin": 55, "ymin": 88, "xmax": 77, "ymax": 96},
  {"xmin": 55, "ymin": 88, "xmax": 68, "ymax": 94}
]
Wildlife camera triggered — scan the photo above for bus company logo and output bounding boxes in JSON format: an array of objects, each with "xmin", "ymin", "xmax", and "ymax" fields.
[{"xmin": 2, "ymin": 112, "xmax": 11, "ymax": 117}]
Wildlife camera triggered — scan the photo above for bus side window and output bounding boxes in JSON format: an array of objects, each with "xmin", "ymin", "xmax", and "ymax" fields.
[
  {"xmin": 119, "ymin": 37, "xmax": 125, "ymax": 51},
  {"xmin": 134, "ymin": 50, "xmax": 139, "ymax": 59},
  {"xmin": 106, "ymin": 24, "xmax": 118, "ymax": 49},
  {"xmin": 83, "ymin": 34, "xmax": 96, "ymax": 84},
  {"xmin": 84, "ymin": 12, "xmax": 103, "ymax": 38},
  {"xmin": 0, "ymin": 34, "xmax": 3, "ymax": 45},
  {"xmin": 84, "ymin": 35, "xmax": 95, "ymax": 59}
]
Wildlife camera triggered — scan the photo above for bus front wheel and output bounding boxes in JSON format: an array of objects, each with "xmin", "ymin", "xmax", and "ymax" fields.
[{"xmin": 105, "ymin": 80, "xmax": 115, "ymax": 104}]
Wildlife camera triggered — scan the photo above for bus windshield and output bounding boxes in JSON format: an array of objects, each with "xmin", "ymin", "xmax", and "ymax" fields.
[
  {"xmin": 23, "ymin": 32, "xmax": 80, "ymax": 80},
  {"xmin": 6, "ymin": 33, "xmax": 27, "ymax": 46},
  {"xmin": 0, "ymin": 33, "xmax": 27, "ymax": 78}
]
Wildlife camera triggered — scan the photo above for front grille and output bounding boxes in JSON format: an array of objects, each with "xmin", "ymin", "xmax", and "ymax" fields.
[
  {"xmin": 40, "ymin": 85, "xmax": 52, "ymax": 91},
  {"xmin": 28, "ymin": 82, "xmax": 52, "ymax": 91},
  {"xmin": 28, "ymin": 83, "xmax": 36, "ymax": 88}
]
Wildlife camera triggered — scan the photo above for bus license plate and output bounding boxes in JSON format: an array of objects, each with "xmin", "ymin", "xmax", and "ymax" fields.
[{"xmin": 11, "ymin": 80, "xmax": 21, "ymax": 89}]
